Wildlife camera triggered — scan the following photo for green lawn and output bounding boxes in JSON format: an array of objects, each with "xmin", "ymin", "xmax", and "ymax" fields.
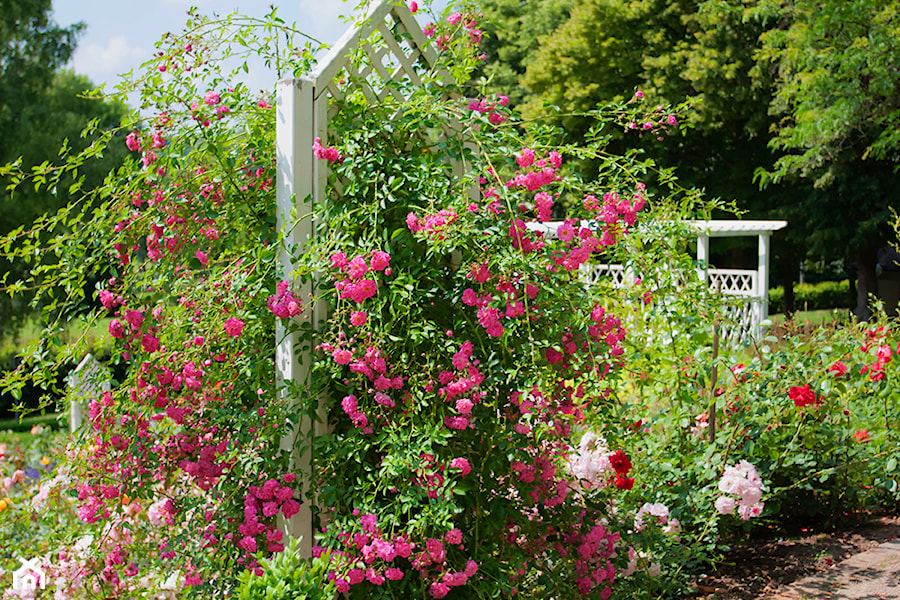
[
  {"xmin": 1, "ymin": 316, "xmax": 113, "ymax": 358},
  {"xmin": 770, "ymin": 308, "xmax": 851, "ymax": 328},
  {"xmin": 0, "ymin": 412, "xmax": 66, "ymax": 433}
]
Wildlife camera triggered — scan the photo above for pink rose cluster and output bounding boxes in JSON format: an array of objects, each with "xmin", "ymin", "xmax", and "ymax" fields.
[
  {"xmin": 567, "ymin": 431, "xmax": 617, "ymax": 492},
  {"xmin": 715, "ymin": 460, "xmax": 765, "ymax": 520},
  {"xmin": 406, "ymin": 209, "xmax": 458, "ymax": 241},
  {"xmin": 624, "ymin": 105, "xmax": 679, "ymax": 140},
  {"xmin": 267, "ymin": 280, "xmax": 304, "ymax": 319},
  {"xmin": 426, "ymin": 9, "xmax": 484, "ymax": 51},
  {"xmin": 105, "ymin": 302, "xmax": 165, "ymax": 356},
  {"xmin": 325, "ymin": 343, "xmax": 405, "ymax": 433},
  {"xmin": 544, "ymin": 305, "xmax": 626, "ymax": 376},
  {"xmin": 860, "ymin": 325, "xmax": 893, "ymax": 382},
  {"xmin": 224, "ymin": 317, "xmax": 244, "ymax": 338},
  {"xmin": 110, "ymin": 184, "xmax": 223, "ymax": 265},
  {"xmin": 438, "ymin": 341, "xmax": 486, "ymax": 430},
  {"xmin": 504, "ymin": 513, "xmax": 619, "ymax": 598},
  {"xmin": 583, "ymin": 183, "xmax": 647, "ymax": 236},
  {"xmin": 633, "ymin": 502, "xmax": 680, "ymax": 535},
  {"xmin": 468, "ymin": 93, "xmax": 509, "ymax": 124},
  {"xmin": 238, "ymin": 474, "xmax": 300, "ymax": 563},
  {"xmin": 506, "ymin": 148, "xmax": 562, "ymax": 192},
  {"xmin": 324, "ymin": 512, "xmax": 478, "ymax": 598},
  {"xmin": 570, "ymin": 523, "xmax": 618, "ymax": 597},
  {"xmin": 508, "ymin": 218, "xmax": 546, "ymax": 255},
  {"xmin": 411, "ymin": 453, "xmax": 472, "ymax": 500},
  {"xmin": 461, "ymin": 275, "xmax": 539, "ymax": 339},
  {"xmin": 331, "ymin": 249, "xmax": 391, "ymax": 304},
  {"xmin": 446, "ymin": 10, "xmax": 483, "ymax": 45},
  {"xmin": 313, "ymin": 136, "xmax": 343, "ymax": 163},
  {"xmin": 340, "ymin": 394, "xmax": 371, "ymax": 432}
]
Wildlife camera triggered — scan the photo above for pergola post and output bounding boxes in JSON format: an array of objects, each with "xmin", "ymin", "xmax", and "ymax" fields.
[
  {"xmin": 697, "ymin": 232, "xmax": 710, "ymax": 284},
  {"xmin": 758, "ymin": 232, "xmax": 771, "ymax": 336},
  {"xmin": 275, "ymin": 76, "xmax": 316, "ymax": 558}
]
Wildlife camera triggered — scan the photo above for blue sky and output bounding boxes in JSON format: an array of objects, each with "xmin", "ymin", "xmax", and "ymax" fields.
[{"xmin": 50, "ymin": 1, "xmax": 446, "ymax": 103}]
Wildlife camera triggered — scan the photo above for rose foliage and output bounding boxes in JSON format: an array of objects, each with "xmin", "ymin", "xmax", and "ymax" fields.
[{"xmin": 1, "ymin": 2, "xmax": 898, "ymax": 600}]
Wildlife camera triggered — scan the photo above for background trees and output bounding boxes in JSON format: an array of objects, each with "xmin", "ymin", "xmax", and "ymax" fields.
[
  {"xmin": 0, "ymin": 0, "xmax": 129, "ymax": 338},
  {"xmin": 479, "ymin": 0, "xmax": 900, "ymax": 320},
  {"xmin": 751, "ymin": 0, "xmax": 900, "ymax": 320}
]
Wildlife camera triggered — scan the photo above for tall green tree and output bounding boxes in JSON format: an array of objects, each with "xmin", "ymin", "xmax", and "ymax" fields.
[
  {"xmin": 480, "ymin": 0, "xmax": 898, "ymax": 319},
  {"xmin": 0, "ymin": 0, "xmax": 83, "ymax": 162},
  {"xmin": 750, "ymin": 0, "xmax": 900, "ymax": 319},
  {"xmin": 0, "ymin": 2, "xmax": 129, "ymax": 337},
  {"xmin": 477, "ymin": 0, "xmax": 571, "ymax": 106}
]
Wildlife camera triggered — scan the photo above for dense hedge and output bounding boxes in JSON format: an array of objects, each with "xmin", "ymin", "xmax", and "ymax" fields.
[{"xmin": 769, "ymin": 280, "xmax": 850, "ymax": 313}]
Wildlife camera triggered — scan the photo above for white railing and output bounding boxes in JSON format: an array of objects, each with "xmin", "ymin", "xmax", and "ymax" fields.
[
  {"xmin": 583, "ymin": 263, "xmax": 763, "ymax": 346},
  {"xmin": 708, "ymin": 269, "xmax": 756, "ymax": 297}
]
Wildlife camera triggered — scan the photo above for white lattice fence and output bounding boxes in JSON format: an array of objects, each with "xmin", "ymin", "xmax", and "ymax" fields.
[
  {"xmin": 708, "ymin": 269, "xmax": 756, "ymax": 296},
  {"xmin": 579, "ymin": 263, "xmax": 627, "ymax": 288},
  {"xmin": 583, "ymin": 263, "xmax": 763, "ymax": 346}
]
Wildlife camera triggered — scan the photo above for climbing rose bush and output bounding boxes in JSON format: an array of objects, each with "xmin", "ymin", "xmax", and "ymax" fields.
[{"xmin": 0, "ymin": 1, "xmax": 800, "ymax": 599}]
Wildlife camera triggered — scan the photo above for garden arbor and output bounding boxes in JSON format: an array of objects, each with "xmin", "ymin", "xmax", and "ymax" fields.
[
  {"xmin": 274, "ymin": 0, "xmax": 437, "ymax": 557},
  {"xmin": 273, "ymin": 0, "xmax": 786, "ymax": 558},
  {"xmin": 691, "ymin": 220, "xmax": 787, "ymax": 339},
  {"xmin": 533, "ymin": 219, "xmax": 787, "ymax": 343}
]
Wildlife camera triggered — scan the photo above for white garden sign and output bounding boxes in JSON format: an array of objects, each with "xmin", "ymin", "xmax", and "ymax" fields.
[{"xmin": 66, "ymin": 354, "xmax": 111, "ymax": 433}]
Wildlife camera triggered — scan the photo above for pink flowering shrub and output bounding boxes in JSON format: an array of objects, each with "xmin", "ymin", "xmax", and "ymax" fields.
[
  {"xmin": 0, "ymin": 7, "xmax": 322, "ymax": 598},
  {"xmin": 715, "ymin": 461, "xmax": 765, "ymax": 520},
  {"xmin": 0, "ymin": 2, "xmax": 720, "ymax": 596},
  {"xmin": 5, "ymin": 1, "xmax": 898, "ymax": 599},
  {"xmin": 617, "ymin": 300, "xmax": 900, "ymax": 548}
]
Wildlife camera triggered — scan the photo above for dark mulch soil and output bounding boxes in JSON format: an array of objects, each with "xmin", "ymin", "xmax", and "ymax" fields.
[{"xmin": 691, "ymin": 516, "xmax": 900, "ymax": 600}]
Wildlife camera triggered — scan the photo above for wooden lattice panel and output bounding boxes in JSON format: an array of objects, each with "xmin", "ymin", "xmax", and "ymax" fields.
[
  {"xmin": 314, "ymin": 3, "xmax": 436, "ymax": 117},
  {"xmin": 719, "ymin": 299, "xmax": 757, "ymax": 347},
  {"xmin": 708, "ymin": 269, "xmax": 756, "ymax": 297},
  {"xmin": 581, "ymin": 264, "xmax": 628, "ymax": 288},
  {"xmin": 66, "ymin": 353, "xmax": 111, "ymax": 432}
]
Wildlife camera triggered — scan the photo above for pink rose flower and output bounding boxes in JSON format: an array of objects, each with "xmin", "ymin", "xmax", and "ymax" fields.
[{"xmin": 224, "ymin": 317, "xmax": 245, "ymax": 338}]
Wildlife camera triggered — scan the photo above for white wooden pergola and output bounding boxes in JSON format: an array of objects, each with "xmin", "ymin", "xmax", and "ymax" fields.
[
  {"xmin": 530, "ymin": 219, "xmax": 787, "ymax": 342},
  {"xmin": 272, "ymin": 0, "xmax": 787, "ymax": 555},
  {"xmin": 691, "ymin": 220, "xmax": 787, "ymax": 337},
  {"xmin": 273, "ymin": 1, "xmax": 435, "ymax": 557}
]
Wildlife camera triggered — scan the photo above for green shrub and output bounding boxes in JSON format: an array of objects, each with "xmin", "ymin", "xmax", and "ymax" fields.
[
  {"xmin": 769, "ymin": 280, "xmax": 850, "ymax": 313},
  {"xmin": 235, "ymin": 538, "xmax": 334, "ymax": 600}
]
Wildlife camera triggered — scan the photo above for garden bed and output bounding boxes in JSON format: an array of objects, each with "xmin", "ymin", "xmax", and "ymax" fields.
[{"xmin": 696, "ymin": 515, "xmax": 900, "ymax": 599}]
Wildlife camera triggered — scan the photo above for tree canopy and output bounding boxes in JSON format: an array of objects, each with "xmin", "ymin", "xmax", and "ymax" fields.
[
  {"xmin": 0, "ymin": 0, "xmax": 83, "ymax": 159},
  {"xmin": 479, "ymin": 0, "xmax": 900, "ymax": 319},
  {"xmin": 0, "ymin": 2, "xmax": 129, "ymax": 338}
]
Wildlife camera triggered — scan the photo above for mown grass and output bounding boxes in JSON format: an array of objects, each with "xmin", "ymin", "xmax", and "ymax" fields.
[
  {"xmin": 770, "ymin": 308, "xmax": 851, "ymax": 329},
  {"xmin": 1, "ymin": 316, "xmax": 114, "ymax": 359},
  {"xmin": 0, "ymin": 412, "xmax": 66, "ymax": 433}
]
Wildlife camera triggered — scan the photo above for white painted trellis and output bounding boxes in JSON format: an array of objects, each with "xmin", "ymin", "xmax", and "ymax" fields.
[
  {"xmin": 693, "ymin": 220, "xmax": 787, "ymax": 342},
  {"xmin": 274, "ymin": 0, "xmax": 438, "ymax": 557},
  {"xmin": 274, "ymin": 0, "xmax": 787, "ymax": 554}
]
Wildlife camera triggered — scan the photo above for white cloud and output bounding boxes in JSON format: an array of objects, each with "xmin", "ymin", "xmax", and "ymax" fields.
[{"xmin": 72, "ymin": 36, "xmax": 149, "ymax": 85}]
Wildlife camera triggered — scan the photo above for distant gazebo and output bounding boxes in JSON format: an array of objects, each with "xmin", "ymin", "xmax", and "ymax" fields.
[
  {"xmin": 691, "ymin": 220, "xmax": 788, "ymax": 338},
  {"xmin": 529, "ymin": 219, "xmax": 788, "ymax": 342}
]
